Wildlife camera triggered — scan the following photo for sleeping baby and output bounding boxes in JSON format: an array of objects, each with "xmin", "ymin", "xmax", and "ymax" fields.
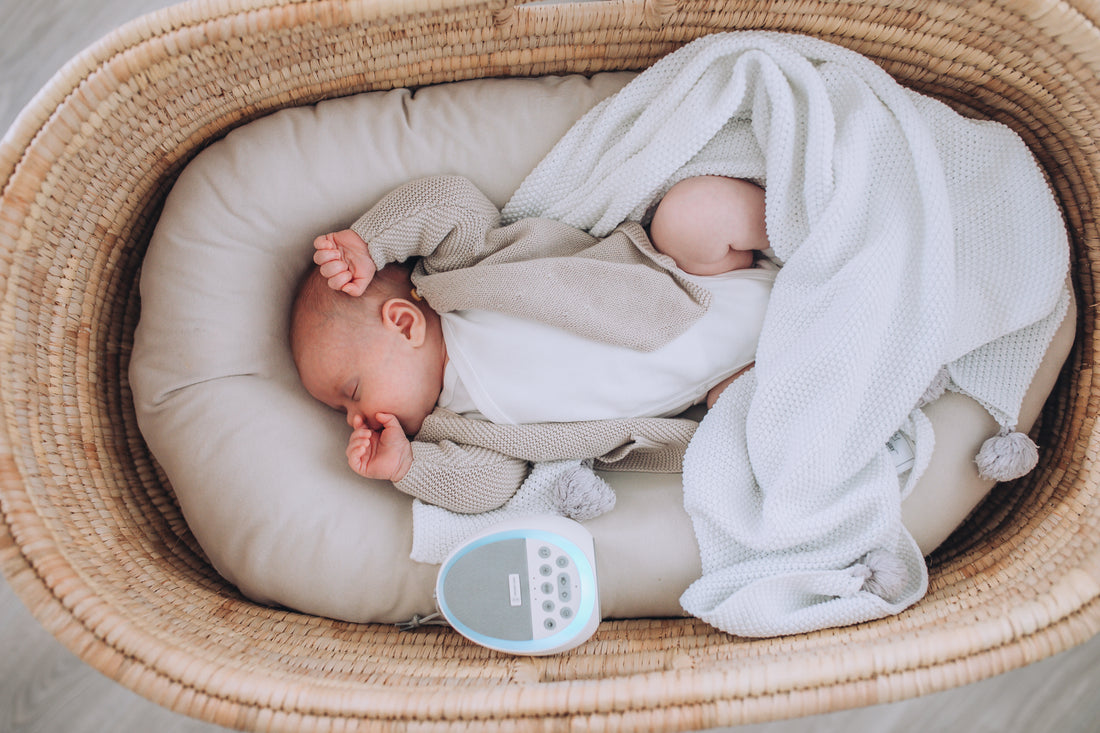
[{"xmin": 289, "ymin": 174, "xmax": 774, "ymax": 514}]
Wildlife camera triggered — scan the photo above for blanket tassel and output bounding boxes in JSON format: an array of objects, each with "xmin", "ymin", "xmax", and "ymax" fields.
[
  {"xmin": 853, "ymin": 550, "xmax": 909, "ymax": 599},
  {"xmin": 975, "ymin": 428, "xmax": 1039, "ymax": 481},
  {"xmin": 918, "ymin": 366, "xmax": 951, "ymax": 407}
]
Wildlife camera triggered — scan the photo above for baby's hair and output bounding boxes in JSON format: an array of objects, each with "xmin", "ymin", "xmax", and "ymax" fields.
[{"xmin": 289, "ymin": 259, "xmax": 417, "ymax": 365}]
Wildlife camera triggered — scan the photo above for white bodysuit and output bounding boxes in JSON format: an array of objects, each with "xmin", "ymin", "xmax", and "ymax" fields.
[{"xmin": 437, "ymin": 263, "xmax": 776, "ymax": 424}]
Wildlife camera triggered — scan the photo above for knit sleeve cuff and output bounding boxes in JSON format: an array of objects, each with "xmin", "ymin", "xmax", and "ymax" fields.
[{"xmin": 392, "ymin": 440, "xmax": 530, "ymax": 514}]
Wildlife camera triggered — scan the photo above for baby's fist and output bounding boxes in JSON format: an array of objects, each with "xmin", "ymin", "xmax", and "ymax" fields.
[
  {"xmin": 346, "ymin": 413, "xmax": 413, "ymax": 483},
  {"xmin": 313, "ymin": 229, "xmax": 376, "ymax": 296}
]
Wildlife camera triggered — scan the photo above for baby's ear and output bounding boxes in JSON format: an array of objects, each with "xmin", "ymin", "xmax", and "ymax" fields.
[{"xmin": 380, "ymin": 298, "xmax": 426, "ymax": 346}]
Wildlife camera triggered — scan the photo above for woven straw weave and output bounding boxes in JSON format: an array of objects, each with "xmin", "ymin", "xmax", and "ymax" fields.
[{"xmin": 1, "ymin": 0, "xmax": 1098, "ymax": 730}]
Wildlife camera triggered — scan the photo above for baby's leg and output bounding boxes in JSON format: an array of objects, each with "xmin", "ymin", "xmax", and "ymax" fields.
[
  {"xmin": 649, "ymin": 176, "xmax": 768, "ymax": 276},
  {"xmin": 705, "ymin": 363, "xmax": 754, "ymax": 408}
]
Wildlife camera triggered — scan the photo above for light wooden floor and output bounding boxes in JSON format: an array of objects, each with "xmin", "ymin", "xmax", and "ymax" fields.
[{"xmin": 2, "ymin": 1, "xmax": 1099, "ymax": 731}]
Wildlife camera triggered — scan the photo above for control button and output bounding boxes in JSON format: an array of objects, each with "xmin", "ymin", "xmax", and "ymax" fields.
[
  {"xmin": 538, "ymin": 546, "xmax": 552, "ymax": 559},
  {"xmin": 541, "ymin": 582, "xmax": 554, "ymax": 595},
  {"xmin": 560, "ymin": 607, "xmax": 574, "ymax": 619},
  {"xmin": 556, "ymin": 555, "xmax": 569, "ymax": 568},
  {"xmin": 544, "ymin": 618, "xmax": 557, "ymax": 631},
  {"xmin": 540, "ymin": 564, "xmax": 553, "ymax": 576},
  {"xmin": 559, "ymin": 588, "xmax": 571, "ymax": 603},
  {"xmin": 542, "ymin": 600, "xmax": 555, "ymax": 613},
  {"xmin": 558, "ymin": 573, "xmax": 569, "ymax": 587}
]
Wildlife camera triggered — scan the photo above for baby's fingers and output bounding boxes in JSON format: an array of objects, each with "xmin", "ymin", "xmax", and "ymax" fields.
[
  {"xmin": 318, "ymin": 257, "xmax": 358, "ymax": 292},
  {"xmin": 313, "ymin": 233, "xmax": 340, "ymax": 254},
  {"xmin": 375, "ymin": 413, "xmax": 404, "ymax": 433},
  {"xmin": 346, "ymin": 437, "xmax": 365, "ymax": 461},
  {"xmin": 346, "ymin": 428, "xmax": 372, "ymax": 452},
  {"xmin": 317, "ymin": 256, "xmax": 347, "ymax": 274},
  {"xmin": 313, "ymin": 246, "xmax": 341, "ymax": 266},
  {"xmin": 346, "ymin": 429, "xmax": 375, "ymax": 474}
]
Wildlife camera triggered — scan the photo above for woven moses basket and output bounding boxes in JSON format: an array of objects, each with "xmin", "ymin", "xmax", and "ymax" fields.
[{"xmin": 2, "ymin": 0, "xmax": 1098, "ymax": 730}]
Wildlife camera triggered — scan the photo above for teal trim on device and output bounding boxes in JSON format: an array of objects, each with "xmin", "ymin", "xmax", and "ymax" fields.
[{"xmin": 434, "ymin": 517, "xmax": 600, "ymax": 655}]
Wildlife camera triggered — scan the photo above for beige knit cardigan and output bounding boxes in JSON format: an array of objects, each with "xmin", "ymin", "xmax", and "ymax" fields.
[{"xmin": 349, "ymin": 175, "xmax": 707, "ymax": 513}]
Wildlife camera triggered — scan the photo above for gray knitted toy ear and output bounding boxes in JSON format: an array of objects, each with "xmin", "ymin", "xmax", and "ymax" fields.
[
  {"xmin": 551, "ymin": 462, "xmax": 616, "ymax": 521},
  {"xmin": 975, "ymin": 428, "xmax": 1039, "ymax": 481}
]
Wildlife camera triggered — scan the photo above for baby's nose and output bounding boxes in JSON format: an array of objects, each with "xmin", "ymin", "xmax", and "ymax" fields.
[{"xmin": 346, "ymin": 410, "xmax": 363, "ymax": 430}]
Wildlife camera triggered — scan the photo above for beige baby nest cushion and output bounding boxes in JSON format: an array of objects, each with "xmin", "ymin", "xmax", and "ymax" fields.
[{"xmin": 129, "ymin": 72, "xmax": 1074, "ymax": 625}]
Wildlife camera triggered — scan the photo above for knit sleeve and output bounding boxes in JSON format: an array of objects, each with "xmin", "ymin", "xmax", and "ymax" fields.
[
  {"xmin": 349, "ymin": 175, "xmax": 502, "ymax": 273},
  {"xmin": 392, "ymin": 439, "xmax": 530, "ymax": 514}
]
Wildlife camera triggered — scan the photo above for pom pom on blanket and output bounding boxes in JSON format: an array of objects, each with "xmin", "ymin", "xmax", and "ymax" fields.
[
  {"xmin": 552, "ymin": 461, "xmax": 616, "ymax": 520},
  {"xmin": 976, "ymin": 428, "xmax": 1039, "ymax": 481},
  {"xmin": 852, "ymin": 550, "xmax": 910, "ymax": 600}
]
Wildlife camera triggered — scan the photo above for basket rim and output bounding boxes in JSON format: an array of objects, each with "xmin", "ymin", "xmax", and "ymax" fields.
[
  {"xmin": 0, "ymin": 0, "xmax": 512, "ymax": 193},
  {"xmin": 2, "ymin": 0, "xmax": 1100, "ymax": 730}
]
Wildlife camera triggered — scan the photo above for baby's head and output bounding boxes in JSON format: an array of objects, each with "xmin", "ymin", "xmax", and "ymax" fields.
[{"xmin": 290, "ymin": 262, "xmax": 446, "ymax": 436}]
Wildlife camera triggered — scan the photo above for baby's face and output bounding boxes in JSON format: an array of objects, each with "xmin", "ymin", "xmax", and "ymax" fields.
[{"xmin": 296, "ymin": 320, "xmax": 443, "ymax": 437}]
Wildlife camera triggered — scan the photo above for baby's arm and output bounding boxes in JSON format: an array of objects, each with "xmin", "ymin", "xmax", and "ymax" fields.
[
  {"xmin": 313, "ymin": 176, "xmax": 501, "ymax": 294},
  {"xmin": 394, "ymin": 440, "xmax": 530, "ymax": 515},
  {"xmin": 346, "ymin": 410, "xmax": 530, "ymax": 513},
  {"xmin": 348, "ymin": 175, "xmax": 502, "ymax": 275}
]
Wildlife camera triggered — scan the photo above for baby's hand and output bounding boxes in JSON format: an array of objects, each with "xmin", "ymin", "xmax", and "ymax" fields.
[
  {"xmin": 313, "ymin": 229, "xmax": 376, "ymax": 296},
  {"xmin": 346, "ymin": 413, "xmax": 414, "ymax": 483}
]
